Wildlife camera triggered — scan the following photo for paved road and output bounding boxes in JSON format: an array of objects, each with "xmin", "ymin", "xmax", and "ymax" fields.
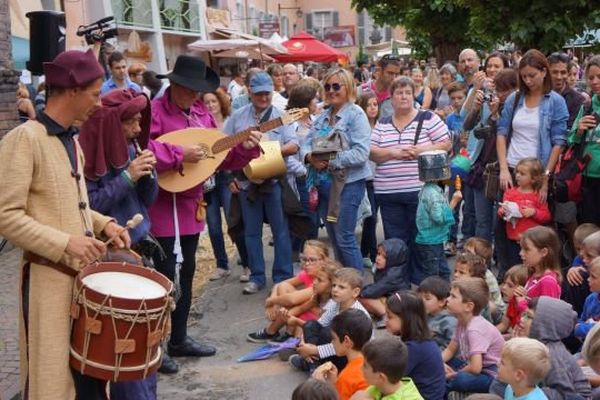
[
  {"xmin": 157, "ymin": 246, "xmax": 307, "ymax": 399},
  {"xmin": 0, "ymin": 244, "xmax": 21, "ymax": 400}
]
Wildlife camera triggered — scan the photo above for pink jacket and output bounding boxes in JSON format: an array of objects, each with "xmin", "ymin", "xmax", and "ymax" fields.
[{"xmin": 148, "ymin": 88, "xmax": 258, "ymax": 237}]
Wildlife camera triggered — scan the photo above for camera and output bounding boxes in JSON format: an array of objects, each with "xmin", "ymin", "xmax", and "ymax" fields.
[
  {"xmin": 76, "ymin": 16, "xmax": 118, "ymax": 45},
  {"xmin": 474, "ymin": 125, "xmax": 493, "ymax": 140},
  {"xmin": 589, "ymin": 111, "xmax": 600, "ymax": 125},
  {"xmin": 482, "ymin": 87, "xmax": 495, "ymax": 103}
]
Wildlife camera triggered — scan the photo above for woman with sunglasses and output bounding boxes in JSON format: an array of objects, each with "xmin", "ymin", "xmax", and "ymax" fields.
[
  {"xmin": 370, "ymin": 76, "xmax": 451, "ymax": 283},
  {"xmin": 301, "ymin": 69, "xmax": 371, "ymax": 270}
]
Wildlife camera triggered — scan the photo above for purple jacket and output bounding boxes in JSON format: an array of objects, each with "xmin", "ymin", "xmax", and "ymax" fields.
[{"xmin": 148, "ymin": 87, "xmax": 258, "ymax": 237}]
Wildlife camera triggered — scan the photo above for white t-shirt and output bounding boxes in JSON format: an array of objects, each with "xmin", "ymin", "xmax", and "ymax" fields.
[
  {"xmin": 228, "ymin": 80, "xmax": 245, "ymax": 101},
  {"xmin": 507, "ymin": 104, "xmax": 540, "ymax": 167}
]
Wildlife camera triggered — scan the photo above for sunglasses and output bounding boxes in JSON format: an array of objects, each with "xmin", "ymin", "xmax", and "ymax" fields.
[
  {"xmin": 299, "ymin": 256, "xmax": 320, "ymax": 264},
  {"xmin": 548, "ymin": 52, "xmax": 570, "ymax": 64},
  {"xmin": 382, "ymin": 54, "xmax": 401, "ymax": 61},
  {"xmin": 324, "ymin": 83, "xmax": 342, "ymax": 92}
]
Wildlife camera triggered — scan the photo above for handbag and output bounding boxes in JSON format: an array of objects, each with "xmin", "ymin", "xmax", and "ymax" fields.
[
  {"xmin": 482, "ymin": 92, "xmax": 521, "ymax": 201},
  {"xmin": 553, "ymin": 141, "xmax": 591, "ymax": 203},
  {"xmin": 482, "ymin": 161, "xmax": 501, "ymax": 201},
  {"xmin": 311, "ymin": 128, "xmax": 344, "ymax": 161}
]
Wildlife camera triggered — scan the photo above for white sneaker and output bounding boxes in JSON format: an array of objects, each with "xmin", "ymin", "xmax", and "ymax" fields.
[
  {"xmin": 209, "ymin": 268, "xmax": 230, "ymax": 281},
  {"xmin": 239, "ymin": 267, "xmax": 250, "ymax": 282}
]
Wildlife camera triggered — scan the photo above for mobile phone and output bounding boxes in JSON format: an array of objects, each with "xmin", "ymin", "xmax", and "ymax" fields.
[{"xmin": 592, "ymin": 112, "xmax": 600, "ymax": 125}]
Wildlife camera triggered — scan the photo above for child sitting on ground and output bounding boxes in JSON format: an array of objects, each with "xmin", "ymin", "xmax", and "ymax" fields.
[
  {"xmin": 417, "ymin": 276, "xmax": 457, "ymax": 350},
  {"xmin": 498, "ymin": 157, "xmax": 551, "ymax": 267},
  {"xmin": 247, "ymin": 240, "xmax": 329, "ymax": 342},
  {"xmin": 575, "ymin": 257, "xmax": 600, "ymax": 340},
  {"xmin": 581, "ymin": 323, "xmax": 600, "ymax": 398},
  {"xmin": 565, "ymin": 226, "xmax": 600, "ymax": 315},
  {"xmin": 311, "ymin": 309, "xmax": 372, "ymax": 400},
  {"xmin": 464, "ymin": 237, "xmax": 505, "ymax": 318},
  {"xmin": 497, "ymin": 337, "xmax": 551, "ymax": 400},
  {"xmin": 292, "ymin": 268, "xmax": 369, "ymax": 373},
  {"xmin": 453, "ymin": 252, "xmax": 487, "ymax": 282},
  {"xmin": 292, "ymin": 378, "xmax": 339, "ymax": 400},
  {"xmin": 443, "ymin": 277, "xmax": 505, "ymax": 394},
  {"xmin": 352, "ymin": 336, "xmax": 424, "ymax": 400},
  {"xmin": 415, "ymin": 151, "xmax": 463, "ymax": 283},
  {"xmin": 384, "ymin": 291, "xmax": 446, "ymax": 400},
  {"xmin": 490, "ymin": 296, "xmax": 592, "ymax": 399},
  {"xmin": 514, "ymin": 227, "xmax": 563, "ymax": 309},
  {"xmin": 496, "ymin": 264, "xmax": 529, "ymax": 335},
  {"xmin": 282, "ymin": 261, "xmax": 340, "ymax": 339},
  {"xmin": 359, "ymin": 238, "xmax": 410, "ymax": 325}
]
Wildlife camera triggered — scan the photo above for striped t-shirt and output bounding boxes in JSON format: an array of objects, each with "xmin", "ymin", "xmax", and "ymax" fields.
[{"xmin": 371, "ymin": 111, "xmax": 450, "ymax": 194}]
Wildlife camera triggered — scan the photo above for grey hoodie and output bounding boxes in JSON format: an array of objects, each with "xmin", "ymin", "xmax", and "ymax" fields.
[{"xmin": 525, "ymin": 297, "xmax": 590, "ymax": 400}]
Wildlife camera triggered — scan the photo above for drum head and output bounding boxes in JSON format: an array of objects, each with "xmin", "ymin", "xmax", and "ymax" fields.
[{"xmin": 82, "ymin": 271, "xmax": 167, "ymax": 300}]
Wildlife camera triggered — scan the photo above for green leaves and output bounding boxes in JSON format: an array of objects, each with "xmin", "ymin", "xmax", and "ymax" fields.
[{"xmin": 352, "ymin": 0, "xmax": 599, "ymax": 60}]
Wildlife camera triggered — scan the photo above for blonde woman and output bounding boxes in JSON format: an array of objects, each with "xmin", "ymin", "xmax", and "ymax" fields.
[
  {"xmin": 302, "ymin": 68, "xmax": 371, "ymax": 270},
  {"xmin": 412, "ymin": 68, "xmax": 433, "ymax": 109}
]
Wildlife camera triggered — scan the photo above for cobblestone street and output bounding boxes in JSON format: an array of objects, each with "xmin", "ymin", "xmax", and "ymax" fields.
[{"xmin": 0, "ymin": 245, "xmax": 21, "ymax": 400}]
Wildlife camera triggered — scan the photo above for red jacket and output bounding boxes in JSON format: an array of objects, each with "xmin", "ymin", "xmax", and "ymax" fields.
[{"xmin": 501, "ymin": 188, "xmax": 551, "ymax": 240}]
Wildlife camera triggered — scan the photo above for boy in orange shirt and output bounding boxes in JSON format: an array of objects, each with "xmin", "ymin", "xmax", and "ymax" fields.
[{"xmin": 311, "ymin": 309, "xmax": 373, "ymax": 400}]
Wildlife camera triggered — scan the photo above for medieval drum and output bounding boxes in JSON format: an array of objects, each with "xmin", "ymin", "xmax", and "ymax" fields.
[{"xmin": 418, "ymin": 150, "xmax": 450, "ymax": 182}]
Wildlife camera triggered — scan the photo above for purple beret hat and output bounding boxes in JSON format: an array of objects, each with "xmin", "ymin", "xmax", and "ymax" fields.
[{"xmin": 43, "ymin": 49, "xmax": 105, "ymax": 88}]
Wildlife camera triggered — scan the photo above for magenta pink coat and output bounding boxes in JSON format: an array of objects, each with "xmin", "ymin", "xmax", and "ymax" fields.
[{"xmin": 147, "ymin": 88, "xmax": 258, "ymax": 237}]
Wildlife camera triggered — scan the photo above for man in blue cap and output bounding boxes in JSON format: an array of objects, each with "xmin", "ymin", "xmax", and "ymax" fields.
[{"xmin": 224, "ymin": 71, "xmax": 299, "ymax": 297}]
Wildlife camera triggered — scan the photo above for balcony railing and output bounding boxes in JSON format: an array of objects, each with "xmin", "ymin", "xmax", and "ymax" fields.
[
  {"xmin": 159, "ymin": 0, "xmax": 201, "ymax": 32},
  {"xmin": 111, "ymin": 0, "xmax": 201, "ymax": 33},
  {"xmin": 112, "ymin": 0, "xmax": 154, "ymax": 28}
]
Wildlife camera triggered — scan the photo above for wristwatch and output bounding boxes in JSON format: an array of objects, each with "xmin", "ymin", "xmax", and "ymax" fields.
[{"xmin": 544, "ymin": 169, "xmax": 552, "ymax": 178}]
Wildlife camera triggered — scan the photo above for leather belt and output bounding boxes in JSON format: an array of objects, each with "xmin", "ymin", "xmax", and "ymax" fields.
[{"xmin": 23, "ymin": 251, "xmax": 78, "ymax": 277}]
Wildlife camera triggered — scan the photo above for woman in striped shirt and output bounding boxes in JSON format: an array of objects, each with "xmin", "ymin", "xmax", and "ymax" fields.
[{"xmin": 370, "ymin": 76, "xmax": 451, "ymax": 283}]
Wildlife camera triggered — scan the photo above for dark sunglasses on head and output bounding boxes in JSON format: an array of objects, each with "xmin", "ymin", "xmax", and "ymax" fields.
[
  {"xmin": 382, "ymin": 54, "xmax": 401, "ymax": 61},
  {"xmin": 324, "ymin": 83, "xmax": 342, "ymax": 92},
  {"xmin": 548, "ymin": 52, "xmax": 570, "ymax": 64}
]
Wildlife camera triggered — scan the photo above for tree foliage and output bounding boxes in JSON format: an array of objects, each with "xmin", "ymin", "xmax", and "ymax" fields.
[{"xmin": 352, "ymin": 0, "xmax": 600, "ymax": 61}]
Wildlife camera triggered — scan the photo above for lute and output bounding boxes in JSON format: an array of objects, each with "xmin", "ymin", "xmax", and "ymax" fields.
[{"xmin": 156, "ymin": 107, "xmax": 309, "ymax": 193}]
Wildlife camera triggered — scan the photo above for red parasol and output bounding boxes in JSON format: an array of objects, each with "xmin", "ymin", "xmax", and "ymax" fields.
[{"xmin": 273, "ymin": 31, "xmax": 349, "ymax": 63}]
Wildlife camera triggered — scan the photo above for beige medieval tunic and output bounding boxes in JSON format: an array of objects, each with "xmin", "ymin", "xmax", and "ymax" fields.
[{"xmin": 0, "ymin": 120, "xmax": 113, "ymax": 400}]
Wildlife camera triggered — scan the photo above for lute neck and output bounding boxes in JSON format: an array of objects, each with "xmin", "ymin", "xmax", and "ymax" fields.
[{"xmin": 212, "ymin": 116, "xmax": 283, "ymax": 153}]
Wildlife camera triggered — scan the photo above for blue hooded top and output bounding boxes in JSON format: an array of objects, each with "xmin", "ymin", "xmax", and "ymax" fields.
[{"xmin": 361, "ymin": 238, "xmax": 410, "ymax": 298}]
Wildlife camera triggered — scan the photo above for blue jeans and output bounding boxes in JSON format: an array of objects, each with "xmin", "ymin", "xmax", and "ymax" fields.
[
  {"xmin": 292, "ymin": 176, "xmax": 319, "ymax": 252},
  {"xmin": 473, "ymin": 186, "xmax": 495, "ymax": 241},
  {"xmin": 448, "ymin": 184, "xmax": 462, "ymax": 243},
  {"xmin": 376, "ymin": 191, "xmax": 419, "ymax": 282},
  {"xmin": 238, "ymin": 181, "xmax": 293, "ymax": 287},
  {"xmin": 318, "ymin": 179, "xmax": 365, "ymax": 270},
  {"xmin": 461, "ymin": 184, "xmax": 476, "ymax": 241},
  {"xmin": 110, "ymin": 373, "xmax": 157, "ymax": 400},
  {"xmin": 446, "ymin": 357, "xmax": 495, "ymax": 394},
  {"xmin": 360, "ymin": 181, "xmax": 379, "ymax": 262},
  {"xmin": 414, "ymin": 243, "xmax": 450, "ymax": 283},
  {"xmin": 205, "ymin": 172, "xmax": 248, "ymax": 269}
]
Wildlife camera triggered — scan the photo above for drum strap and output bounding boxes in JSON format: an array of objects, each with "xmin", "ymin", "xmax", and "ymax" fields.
[{"xmin": 172, "ymin": 193, "xmax": 183, "ymax": 300}]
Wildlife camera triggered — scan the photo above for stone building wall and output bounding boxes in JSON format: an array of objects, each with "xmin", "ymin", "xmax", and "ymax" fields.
[{"xmin": 0, "ymin": 0, "xmax": 20, "ymax": 139}]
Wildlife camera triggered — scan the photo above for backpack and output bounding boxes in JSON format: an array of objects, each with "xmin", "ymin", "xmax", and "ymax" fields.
[{"xmin": 553, "ymin": 141, "xmax": 591, "ymax": 203}]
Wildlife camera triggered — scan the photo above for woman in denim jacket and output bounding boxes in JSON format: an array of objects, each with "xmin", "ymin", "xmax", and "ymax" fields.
[
  {"xmin": 301, "ymin": 68, "xmax": 371, "ymax": 270},
  {"xmin": 495, "ymin": 49, "xmax": 568, "ymax": 278},
  {"xmin": 497, "ymin": 49, "xmax": 569, "ymax": 202}
]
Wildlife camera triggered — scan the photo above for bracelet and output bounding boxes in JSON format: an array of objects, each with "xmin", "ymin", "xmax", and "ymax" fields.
[{"xmin": 121, "ymin": 170, "xmax": 136, "ymax": 188}]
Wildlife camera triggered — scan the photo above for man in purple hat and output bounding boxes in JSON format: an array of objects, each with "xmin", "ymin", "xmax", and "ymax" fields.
[
  {"xmin": 148, "ymin": 55, "xmax": 262, "ymax": 374},
  {"xmin": 0, "ymin": 49, "xmax": 131, "ymax": 400}
]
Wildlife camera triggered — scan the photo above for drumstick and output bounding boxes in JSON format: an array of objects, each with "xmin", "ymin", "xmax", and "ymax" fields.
[
  {"xmin": 104, "ymin": 214, "xmax": 144, "ymax": 247},
  {"xmin": 132, "ymin": 139, "xmax": 155, "ymax": 180}
]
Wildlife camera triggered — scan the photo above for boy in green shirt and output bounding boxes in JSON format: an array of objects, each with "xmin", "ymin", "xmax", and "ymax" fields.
[{"xmin": 351, "ymin": 336, "xmax": 423, "ymax": 400}]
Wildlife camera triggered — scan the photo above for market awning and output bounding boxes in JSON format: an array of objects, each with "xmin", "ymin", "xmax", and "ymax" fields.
[
  {"xmin": 210, "ymin": 27, "xmax": 288, "ymax": 54},
  {"xmin": 212, "ymin": 47, "xmax": 275, "ymax": 62},
  {"xmin": 272, "ymin": 31, "xmax": 348, "ymax": 63}
]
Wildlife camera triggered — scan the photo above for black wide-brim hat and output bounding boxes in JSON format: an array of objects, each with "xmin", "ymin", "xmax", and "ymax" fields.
[{"xmin": 157, "ymin": 55, "xmax": 220, "ymax": 93}]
